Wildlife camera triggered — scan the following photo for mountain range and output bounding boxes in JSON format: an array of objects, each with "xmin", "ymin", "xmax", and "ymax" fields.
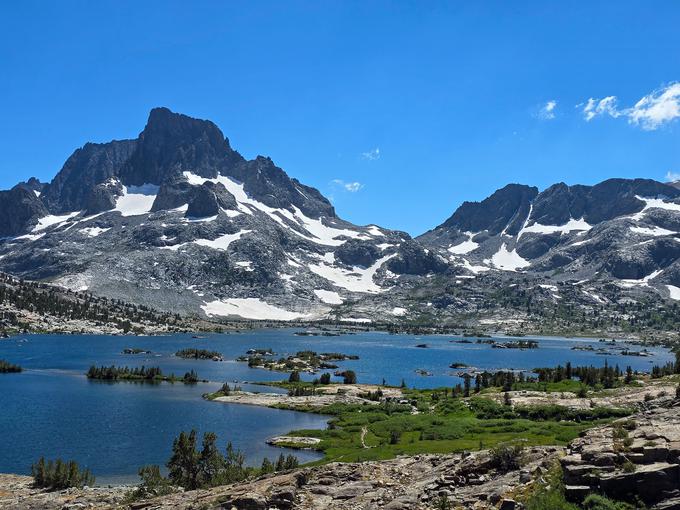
[{"xmin": 2, "ymin": 108, "xmax": 680, "ymax": 330}]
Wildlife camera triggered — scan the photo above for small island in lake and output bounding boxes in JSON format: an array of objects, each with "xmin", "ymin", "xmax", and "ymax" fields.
[
  {"xmin": 237, "ymin": 350, "xmax": 359, "ymax": 373},
  {"xmin": 492, "ymin": 340, "xmax": 539, "ymax": 349},
  {"xmin": 123, "ymin": 348, "xmax": 152, "ymax": 355},
  {"xmin": 176, "ymin": 348, "xmax": 223, "ymax": 361},
  {"xmin": 0, "ymin": 359, "xmax": 22, "ymax": 373},
  {"xmin": 86, "ymin": 365, "xmax": 201, "ymax": 383},
  {"xmin": 449, "ymin": 362, "xmax": 469, "ymax": 369}
]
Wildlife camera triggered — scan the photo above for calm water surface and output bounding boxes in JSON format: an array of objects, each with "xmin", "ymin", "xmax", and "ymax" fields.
[{"xmin": 0, "ymin": 329, "xmax": 673, "ymax": 483}]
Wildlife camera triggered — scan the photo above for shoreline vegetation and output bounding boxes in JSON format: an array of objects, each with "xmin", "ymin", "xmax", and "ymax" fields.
[
  {"xmin": 86, "ymin": 365, "xmax": 203, "ymax": 384},
  {"xmin": 0, "ymin": 359, "xmax": 22, "ymax": 373},
  {"xmin": 236, "ymin": 349, "xmax": 359, "ymax": 374},
  {"xmin": 204, "ymin": 358, "xmax": 680, "ymax": 464},
  {"xmin": 175, "ymin": 348, "xmax": 223, "ymax": 361}
]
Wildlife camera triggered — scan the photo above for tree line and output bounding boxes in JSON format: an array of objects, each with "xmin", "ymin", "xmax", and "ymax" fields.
[
  {"xmin": 0, "ymin": 272, "xmax": 183, "ymax": 333},
  {"xmin": 136, "ymin": 430, "xmax": 298, "ymax": 495},
  {"xmin": 31, "ymin": 457, "xmax": 94, "ymax": 490},
  {"xmin": 0, "ymin": 359, "xmax": 22, "ymax": 373},
  {"xmin": 86, "ymin": 365, "xmax": 199, "ymax": 384}
]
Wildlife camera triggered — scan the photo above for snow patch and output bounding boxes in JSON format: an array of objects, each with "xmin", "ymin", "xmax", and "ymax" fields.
[
  {"xmin": 314, "ymin": 289, "xmax": 344, "ymax": 305},
  {"xmin": 32, "ymin": 212, "xmax": 80, "ymax": 232},
  {"xmin": 631, "ymin": 196, "xmax": 680, "ymax": 221},
  {"xmin": 518, "ymin": 217, "xmax": 591, "ymax": 239},
  {"xmin": 630, "ymin": 225, "xmax": 676, "ymax": 237},
  {"xmin": 114, "ymin": 184, "xmax": 159, "ymax": 217},
  {"xmin": 485, "ymin": 243, "xmax": 530, "ymax": 271},
  {"xmin": 202, "ymin": 298, "xmax": 312, "ymax": 321},
  {"xmin": 80, "ymin": 227, "xmax": 110, "ymax": 237},
  {"xmin": 619, "ymin": 269, "xmax": 664, "ymax": 287},
  {"xmin": 391, "ymin": 307, "xmax": 407, "ymax": 316},
  {"xmin": 583, "ymin": 290, "xmax": 606, "ymax": 304},
  {"xmin": 447, "ymin": 232, "xmax": 479, "ymax": 255},
  {"xmin": 182, "ymin": 172, "xmax": 363, "ymax": 246},
  {"xmin": 160, "ymin": 230, "xmax": 250, "ymax": 252},
  {"xmin": 308, "ymin": 254, "xmax": 396, "ymax": 293},
  {"xmin": 666, "ymin": 285, "xmax": 680, "ymax": 301}
]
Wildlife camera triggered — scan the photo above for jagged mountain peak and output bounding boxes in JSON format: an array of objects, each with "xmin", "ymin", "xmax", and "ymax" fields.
[
  {"xmin": 119, "ymin": 107, "xmax": 242, "ymax": 187},
  {"xmin": 4, "ymin": 107, "xmax": 680, "ymax": 323},
  {"xmin": 440, "ymin": 183, "xmax": 538, "ymax": 236}
]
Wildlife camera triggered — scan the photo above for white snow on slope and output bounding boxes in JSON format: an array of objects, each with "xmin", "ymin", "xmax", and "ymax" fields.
[
  {"xmin": 80, "ymin": 227, "xmax": 110, "ymax": 237},
  {"xmin": 630, "ymin": 225, "xmax": 676, "ymax": 237},
  {"xmin": 161, "ymin": 230, "xmax": 251, "ymax": 252},
  {"xmin": 485, "ymin": 243, "xmax": 530, "ymax": 271},
  {"xmin": 14, "ymin": 232, "xmax": 45, "ymax": 241},
  {"xmin": 235, "ymin": 261, "xmax": 253, "ymax": 271},
  {"xmin": 454, "ymin": 257, "xmax": 490, "ymax": 274},
  {"xmin": 114, "ymin": 184, "xmax": 159, "ymax": 217},
  {"xmin": 619, "ymin": 269, "xmax": 664, "ymax": 287},
  {"xmin": 391, "ymin": 307, "xmax": 407, "ymax": 316},
  {"xmin": 448, "ymin": 232, "xmax": 479, "ymax": 254},
  {"xmin": 194, "ymin": 230, "xmax": 251, "ymax": 251},
  {"xmin": 518, "ymin": 217, "xmax": 591, "ymax": 239},
  {"xmin": 201, "ymin": 298, "xmax": 312, "ymax": 321},
  {"xmin": 583, "ymin": 290, "xmax": 606, "ymax": 303},
  {"xmin": 367, "ymin": 225, "xmax": 385, "ymax": 237},
  {"xmin": 183, "ymin": 172, "xmax": 362, "ymax": 246},
  {"xmin": 314, "ymin": 289, "xmax": 344, "ymax": 304},
  {"xmin": 631, "ymin": 196, "xmax": 680, "ymax": 221},
  {"xmin": 666, "ymin": 285, "xmax": 680, "ymax": 301},
  {"xmin": 308, "ymin": 254, "xmax": 396, "ymax": 293},
  {"xmin": 32, "ymin": 212, "xmax": 80, "ymax": 232}
]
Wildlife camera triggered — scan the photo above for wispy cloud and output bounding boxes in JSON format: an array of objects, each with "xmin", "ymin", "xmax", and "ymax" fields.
[
  {"xmin": 581, "ymin": 82, "xmax": 680, "ymax": 130},
  {"xmin": 537, "ymin": 100, "xmax": 557, "ymax": 120},
  {"xmin": 331, "ymin": 179, "xmax": 364, "ymax": 192},
  {"xmin": 665, "ymin": 170, "xmax": 680, "ymax": 182},
  {"xmin": 582, "ymin": 96, "xmax": 620, "ymax": 121},
  {"xmin": 361, "ymin": 147, "xmax": 380, "ymax": 160}
]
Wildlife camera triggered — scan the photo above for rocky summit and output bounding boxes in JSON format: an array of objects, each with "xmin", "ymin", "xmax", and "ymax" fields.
[{"xmin": 3, "ymin": 108, "xmax": 680, "ymax": 328}]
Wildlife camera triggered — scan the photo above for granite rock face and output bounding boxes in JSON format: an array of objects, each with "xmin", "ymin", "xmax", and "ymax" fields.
[
  {"xmin": 0, "ymin": 186, "xmax": 48, "ymax": 236},
  {"xmin": 562, "ymin": 402, "xmax": 680, "ymax": 507}
]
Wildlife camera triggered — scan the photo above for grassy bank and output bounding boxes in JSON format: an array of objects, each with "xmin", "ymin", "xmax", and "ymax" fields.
[{"xmin": 267, "ymin": 385, "xmax": 631, "ymax": 464}]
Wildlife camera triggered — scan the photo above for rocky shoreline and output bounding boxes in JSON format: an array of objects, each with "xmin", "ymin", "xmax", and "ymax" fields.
[
  {"xmin": 3, "ymin": 397, "xmax": 680, "ymax": 509},
  {"xmin": 211, "ymin": 383, "xmax": 405, "ymax": 411}
]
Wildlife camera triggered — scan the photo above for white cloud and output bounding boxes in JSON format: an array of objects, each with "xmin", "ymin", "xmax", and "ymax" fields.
[
  {"xmin": 628, "ymin": 83, "xmax": 680, "ymax": 130},
  {"xmin": 537, "ymin": 100, "xmax": 557, "ymax": 120},
  {"xmin": 665, "ymin": 171, "xmax": 680, "ymax": 182},
  {"xmin": 331, "ymin": 179, "xmax": 364, "ymax": 192},
  {"xmin": 361, "ymin": 148, "xmax": 380, "ymax": 160},
  {"xmin": 581, "ymin": 82, "xmax": 680, "ymax": 130},
  {"xmin": 582, "ymin": 96, "xmax": 621, "ymax": 121}
]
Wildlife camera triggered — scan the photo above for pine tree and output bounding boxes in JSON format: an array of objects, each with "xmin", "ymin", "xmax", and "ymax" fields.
[
  {"xmin": 167, "ymin": 430, "xmax": 200, "ymax": 490},
  {"xmin": 261, "ymin": 457, "xmax": 274, "ymax": 474},
  {"xmin": 198, "ymin": 432, "xmax": 224, "ymax": 487}
]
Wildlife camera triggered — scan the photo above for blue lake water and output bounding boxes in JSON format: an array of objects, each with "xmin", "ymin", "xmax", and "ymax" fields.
[{"xmin": 0, "ymin": 329, "xmax": 673, "ymax": 484}]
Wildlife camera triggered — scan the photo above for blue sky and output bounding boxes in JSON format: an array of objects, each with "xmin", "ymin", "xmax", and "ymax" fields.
[{"xmin": 1, "ymin": 1, "xmax": 679, "ymax": 235}]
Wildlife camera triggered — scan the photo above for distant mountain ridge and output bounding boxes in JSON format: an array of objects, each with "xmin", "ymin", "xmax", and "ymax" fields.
[{"xmin": 2, "ymin": 107, "xmax": 680, "ymax": 329}]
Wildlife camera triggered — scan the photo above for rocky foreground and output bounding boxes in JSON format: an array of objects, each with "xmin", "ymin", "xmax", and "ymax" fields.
[
  {"xmin": 0, "ymin": 447, "xmax": 558, "ymax": 510},
  {"xmin": 3, "ymin": 397, "xmax": 680, "ymax": 509}
]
